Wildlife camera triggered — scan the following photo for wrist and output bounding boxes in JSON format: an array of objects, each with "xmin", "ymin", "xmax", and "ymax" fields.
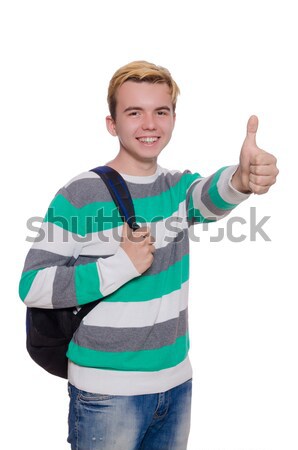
[{"xmin": 231, "ymin": 167, "xmax": 251, "ymax": 194}]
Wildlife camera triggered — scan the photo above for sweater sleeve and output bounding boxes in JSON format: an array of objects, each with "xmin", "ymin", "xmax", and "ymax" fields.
[
  {"xmin": 19, "ymin": 186, "xmax": 140, "ymax": 309},
  {"xmin": 187, "ymin": 165, "xmax": 251, "ymax": 224}
]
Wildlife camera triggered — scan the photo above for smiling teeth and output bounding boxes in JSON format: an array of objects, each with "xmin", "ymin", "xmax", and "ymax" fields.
[{"xmin": 138, "ymin": 137, "xmax": 158, "ymax": 143}]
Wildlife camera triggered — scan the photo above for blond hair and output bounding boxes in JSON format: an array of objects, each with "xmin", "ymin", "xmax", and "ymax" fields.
[{"xmin": 107, "ymin": 60, "xmax": 180, "ymax": 119}]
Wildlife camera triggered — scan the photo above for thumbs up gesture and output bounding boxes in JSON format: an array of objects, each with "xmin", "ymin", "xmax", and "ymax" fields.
[{"xmin": 231, "ymin": 115, "xmax": 279, "ymax": 194}]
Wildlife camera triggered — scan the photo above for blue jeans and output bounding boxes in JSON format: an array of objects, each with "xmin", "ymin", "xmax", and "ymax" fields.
[{"xmin": 67, "ymin": 379, "xmax": 192, "ymax": 450}]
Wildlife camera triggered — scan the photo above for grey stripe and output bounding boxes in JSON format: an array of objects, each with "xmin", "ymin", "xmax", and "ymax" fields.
[
  {"xmin": 23, "ymin": 248, "xmax": 72, "ymax": 272},
  {"xmin": 58, "ymin": 182, "xmax": 112, "ymax": 207},
  {"xmin": 23, "ymin": 250, "xmax": 101, "ymax": 308},
  {"xmin": 62, "ymin": 171, "xmax": 191, "ymax": 208},
  {"xmin": 127, "ymin": 171, "xmax": 191, "ymax": 199},
  {"xmin": 52, "ymin": 265, "xmax": 77, "ymax": 308},
  {"xmin": 144, "ymin": 229, "xmax": 189, "ymax": 276},
  {"xmin": 73, "ymin": 308, "xmax": 188, "ymax": 352},
  {"xmin": 52, "ymin": 254, "xmax": 104, "ymax": 308},
  {"xmin": 22, "ymin": 249, "xmax": 78, "ymax": 308},
  {"xmin": 201, "ymin": 175, "xmax": 233, "ymax": 216},
  {"xmin": 23, "ymin": 248, "xmax": 101, "ymax": 273}
]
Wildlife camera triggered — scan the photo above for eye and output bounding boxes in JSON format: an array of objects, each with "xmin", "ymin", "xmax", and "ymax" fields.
[
  {"xmin": 157, "ymin": 110, "xmax": 168, "ymax": 116},
  {"xmin": 128, "ymin": 111, "xmax": 140, "ymax": 117}
]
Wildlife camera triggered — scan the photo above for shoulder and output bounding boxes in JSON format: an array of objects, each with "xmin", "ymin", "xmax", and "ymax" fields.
[
  {"xmin": 54, "ymin": 170, "xmax": 112, "ymax": 208},
  {"xmin": 64, "ymin": 170, "xmax": 99, "ymax": 188}
]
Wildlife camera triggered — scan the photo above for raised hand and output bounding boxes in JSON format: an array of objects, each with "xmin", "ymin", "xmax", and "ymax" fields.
[{"xmin": 231, "ymin": 115, "xmax": 279, "ymax": 194}]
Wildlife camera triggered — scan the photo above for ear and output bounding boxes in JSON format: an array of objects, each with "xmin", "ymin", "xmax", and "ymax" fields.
[
  {"xmin": 106, "ymin": 115, "xmax": 117, "ymax": 136},
  {"xmin": 173, "ymin": 112, "xmax": 176, "ymax": 128}
]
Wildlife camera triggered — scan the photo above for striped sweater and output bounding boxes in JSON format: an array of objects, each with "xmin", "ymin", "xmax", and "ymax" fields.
[{"xmin": 19, "ymin": 164, "xmax": 249, "ymax": 395}]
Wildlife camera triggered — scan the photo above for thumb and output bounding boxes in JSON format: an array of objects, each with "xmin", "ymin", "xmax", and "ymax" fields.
[
  {"xmin": 239, "ymin": 115, "xmax": 259, "ymax": 189},
  {"xmin": 245, "ymin": 115, "xmax": 259, "ymax": 146}
]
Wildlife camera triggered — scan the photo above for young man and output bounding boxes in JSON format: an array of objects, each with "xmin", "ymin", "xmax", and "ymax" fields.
[{"xmin": 19, "ymin": 61, "xmax": 278, "ymax": 450}]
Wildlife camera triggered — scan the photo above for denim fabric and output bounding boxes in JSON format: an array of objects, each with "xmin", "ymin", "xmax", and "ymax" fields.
[{"xmin": 67, "ymin": 379, "xmax": 192, "ymax": 450}]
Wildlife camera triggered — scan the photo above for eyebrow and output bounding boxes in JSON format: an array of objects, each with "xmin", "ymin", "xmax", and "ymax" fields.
[{"xmin": 123, "ymin": 106, "xmax": 172, "ymax": 113}]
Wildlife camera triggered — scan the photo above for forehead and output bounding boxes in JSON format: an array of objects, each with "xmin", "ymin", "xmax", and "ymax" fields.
[{"xmin": 116, "ymin": 81, "xmax": 173, "ymax": 111}]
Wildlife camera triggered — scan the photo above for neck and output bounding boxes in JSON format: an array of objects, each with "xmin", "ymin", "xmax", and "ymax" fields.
[{"xmin": 106, "ymin": 152, "xmax": 158, "ymax": 176}]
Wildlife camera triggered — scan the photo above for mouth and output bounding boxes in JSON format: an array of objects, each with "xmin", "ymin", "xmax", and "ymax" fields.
[{"xmin": 136, "ymin": 137, "xmax": 160, "ymax": 145}]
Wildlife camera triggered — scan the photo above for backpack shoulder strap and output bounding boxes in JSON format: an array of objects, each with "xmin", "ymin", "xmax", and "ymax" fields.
[
  {"xmin": 90, "ymin": 165, "xmax": 139, "ymax": 231},
  {"xmin": 76, "ymin": 165, "xmax": 139, "ymax": 321}
]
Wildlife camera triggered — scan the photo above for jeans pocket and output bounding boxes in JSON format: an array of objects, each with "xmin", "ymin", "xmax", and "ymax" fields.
[{"xmin": 78, "ymin": 391, "xmax": 115, "ymax": 403}]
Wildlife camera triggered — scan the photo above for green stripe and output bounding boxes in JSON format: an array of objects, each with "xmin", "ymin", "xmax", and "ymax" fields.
[
  {"xmin": 19, "ymin": 269, "xmax": 40, "ymax": 301},
  {"xmin": 67, "ymin": 332, "xmax": 189, "ymax": 371},
  {"xmin": 75, "ymin": 262, "xmax": 102, "ymax": 305},
  {"xmin": 133, "ymin": 173, "xmax": 199, "ymax": 222},
  {"xmin": 208, "ymin": 167, "xmax": 237, "ymax": 210},
  {"xmin": 44, "ymin": 195, "xmax": 123, "ymax": 235},
  {"xmin": 44, "ymin": 173, "xmax": 200, "ymax": 235},
  {"xmin": 105, "ymin": 254, "xmax": 189, "ymax": 303}
]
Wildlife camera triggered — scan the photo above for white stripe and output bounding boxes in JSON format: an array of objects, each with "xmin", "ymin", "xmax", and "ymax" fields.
[
  {"xmin": 68, "ymin": 356, "xmax": 192, "ymax": 396},
  {"xmin": 32, "ymin": 222, "xmax": 82, "ymax": 257},
  {"xmin": 96, "ymin": 246, "xmax": 140, "ymax": 297},
  {"xmin": 24, "ymin": 266, "xmax": 57, "ymax": 308},
  {"xmin": 31, "ymin": 222, "xmax": 125, "ymax": 258},
  {"xmin": 76, "ymin": 226, "xmax": 122, "ymax": 256},
  {"xmin": 121, "ymin": 165, "xmax": 162, "ymax": 184},
  {"xmin": 83, "ymin": 280, "xmax": 189, "ymax": 328},
  {"xmin": 152, "ymin": 201, "xmax": 188, "ymax": 249}
]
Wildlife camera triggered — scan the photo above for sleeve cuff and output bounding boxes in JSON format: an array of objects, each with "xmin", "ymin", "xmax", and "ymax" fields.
[
  {"xmin": 220, "ymin": 165, "xmax": 251, "ymax": 204},
  {"xmin": 96, "ymin": 246, "xmax": 140, "ymax": 297}
]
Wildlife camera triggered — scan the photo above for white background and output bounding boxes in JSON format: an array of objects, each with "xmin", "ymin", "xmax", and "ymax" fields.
[{"xmin": 0, "ymin": 1, "xmax": 296, "ymax": 449}]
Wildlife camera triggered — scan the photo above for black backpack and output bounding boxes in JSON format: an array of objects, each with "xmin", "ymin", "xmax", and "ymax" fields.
[{"xmin": 26, "ymin": 166, "xmax": 139, "ymax": 379}]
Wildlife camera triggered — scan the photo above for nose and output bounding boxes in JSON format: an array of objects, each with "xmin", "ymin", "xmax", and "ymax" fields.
[{"xmin": 141, "ymin": 112, "xmax": 156, "ymax": 130}]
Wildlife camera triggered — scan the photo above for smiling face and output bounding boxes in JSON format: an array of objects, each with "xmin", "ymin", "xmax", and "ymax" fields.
[{"xmin": 106, "ymin": 81, "xmax": 176, "ymax": 172}]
